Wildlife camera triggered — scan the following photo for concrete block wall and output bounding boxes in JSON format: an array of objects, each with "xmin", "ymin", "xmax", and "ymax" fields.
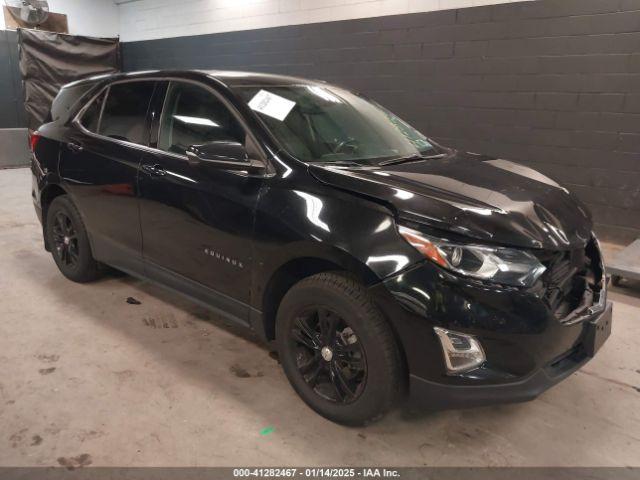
[
  {"xmin": 122, "ymin": 0, "xmax": 640, "ymax": 244},
  {"xmin": 117, "ymin": 0, "xmax": 529, "ymax": 42}
]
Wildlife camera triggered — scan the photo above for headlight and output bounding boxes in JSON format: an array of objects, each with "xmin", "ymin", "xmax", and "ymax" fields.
[{"xmin": 398, "ymin": 225, "xmax": 546, "ymax": 287}]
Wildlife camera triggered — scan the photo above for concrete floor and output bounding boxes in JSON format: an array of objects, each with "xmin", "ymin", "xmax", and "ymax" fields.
[{"xmin": 0, "ymin": 166, "xmax": 639, "ymax": 467}]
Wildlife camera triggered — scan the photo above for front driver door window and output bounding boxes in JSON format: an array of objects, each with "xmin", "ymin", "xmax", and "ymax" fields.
[
  {"xmin": 138, "ymin": 81, "xmax": 260, "ymax": 323},
  {"xmin": 158, "ymin": 82, "xmax": 245, "ymax": 155}
]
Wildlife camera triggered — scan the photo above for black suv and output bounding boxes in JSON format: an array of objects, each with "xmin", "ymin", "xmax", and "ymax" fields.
[{"xmin": 31, "ymin": 70, "xmax": 612, "ymax": 425}]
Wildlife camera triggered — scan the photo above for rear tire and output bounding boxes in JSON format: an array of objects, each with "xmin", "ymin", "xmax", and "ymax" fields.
[
  {"xmin": 276, "ymin": 272, "xmax": 403, "ymax": 425},
  {"xmin": 45, "ymin": 195, "xmax": 101, "ymax": 283}
]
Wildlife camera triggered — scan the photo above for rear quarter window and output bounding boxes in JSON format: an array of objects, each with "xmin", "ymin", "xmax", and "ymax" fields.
[{"xmin": 80, "ymin": 90, "xmax": 107, "ymax": 133}]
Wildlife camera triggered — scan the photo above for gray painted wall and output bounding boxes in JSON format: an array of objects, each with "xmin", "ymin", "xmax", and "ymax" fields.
[
  {"xmin": 0, "ymin": 128, "xmax": 28, "ymax": 168},
  {"xmin": 0, "ymin": 30, "xmax": 28, "ymax": 168},
  {"xmin": 0, "ymin": 30, "xmax": 25, "ymax": 129}
]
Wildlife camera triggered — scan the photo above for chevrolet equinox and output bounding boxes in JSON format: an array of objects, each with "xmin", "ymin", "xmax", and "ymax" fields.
[{"xmin": 31, "ymin": 70, "xmax": 612, "ymax": 425}]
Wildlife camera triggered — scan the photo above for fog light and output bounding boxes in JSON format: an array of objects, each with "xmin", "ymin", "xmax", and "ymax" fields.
[{"xmin": 434, "ymin": 327, "xmax": 485, "ymax": 375}]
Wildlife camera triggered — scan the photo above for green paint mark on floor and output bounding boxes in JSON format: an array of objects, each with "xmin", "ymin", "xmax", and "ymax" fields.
[{"xmin": 260, "ymin": 426, "xmax": 275, "ymax": 436}]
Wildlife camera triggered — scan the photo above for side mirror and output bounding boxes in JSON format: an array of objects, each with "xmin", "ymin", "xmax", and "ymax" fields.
[{"xmin": 186, "ymin": 141, "xmax": 265, "ymax": 175}]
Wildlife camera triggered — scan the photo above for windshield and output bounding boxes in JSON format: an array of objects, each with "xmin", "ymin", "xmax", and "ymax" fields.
[{"xmin": 234, "ymin": 84, "xmax": 438, "ymax": 164}]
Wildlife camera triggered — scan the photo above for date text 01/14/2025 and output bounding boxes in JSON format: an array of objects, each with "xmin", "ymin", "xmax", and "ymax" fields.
[{"xmin": 232, "ymin": 468, "xmax": 400, "ymax": 477}]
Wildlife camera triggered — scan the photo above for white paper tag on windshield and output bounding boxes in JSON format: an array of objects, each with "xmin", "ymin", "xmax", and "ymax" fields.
[{"xmin": 248, "ymin": 89, "xmax": 295, "ymax": 121}]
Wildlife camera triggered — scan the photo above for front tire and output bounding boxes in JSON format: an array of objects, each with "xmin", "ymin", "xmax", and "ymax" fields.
[
  {"xmin": 45, "ymin": 195, "xmax": 101, "ymax": 283},
  {"xmin": 276, "ymin": 272, "xmax": 403, "ymax": 425}
]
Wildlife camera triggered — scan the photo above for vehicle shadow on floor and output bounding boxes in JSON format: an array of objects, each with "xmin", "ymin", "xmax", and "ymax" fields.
[
  {"xmin": 28, "ymin": 260, "xmax": 623, "ymax": 466},
  {"xmin": 36, "ymin": 267, "xmax": 538, "ymax": 448},
  {"xmin": 45, "ymin": 268, "xmax": 530, "ymax": 409}
]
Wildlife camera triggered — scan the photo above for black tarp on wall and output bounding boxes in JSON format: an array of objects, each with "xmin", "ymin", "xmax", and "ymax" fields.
[{"xmin": 18, "ymin": 29, "xmax": 120, "ymax": 131}]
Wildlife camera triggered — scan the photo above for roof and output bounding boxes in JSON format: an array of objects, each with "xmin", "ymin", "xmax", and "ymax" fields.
[
  {"xmin": 62, "ymin": 69, "xmax": 322, "ymax": 90},
  {"xmin": 203, "ymin": 70, "xmax": 322, "ymax": 87}
]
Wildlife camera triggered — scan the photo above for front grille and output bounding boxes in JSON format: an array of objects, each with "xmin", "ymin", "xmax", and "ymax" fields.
[{"xmin": 535, "ymin": 237, "xmax": 605, "ymax": 324}]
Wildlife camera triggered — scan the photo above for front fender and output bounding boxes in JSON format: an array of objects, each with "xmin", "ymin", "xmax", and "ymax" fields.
[{"xmin": 251, "ymin": 170, "xmax": 424, "ymax": 309}]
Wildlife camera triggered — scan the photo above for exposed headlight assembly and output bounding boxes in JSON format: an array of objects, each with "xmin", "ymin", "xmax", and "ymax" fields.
[{"xmin": 399, "ymin": 225, "xmax": 546, "ymax": 287}]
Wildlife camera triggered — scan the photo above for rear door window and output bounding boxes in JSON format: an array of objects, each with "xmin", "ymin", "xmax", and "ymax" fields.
[{"xmin": 99, "ymin": 81, "xmax": 156, "ymax": 145}]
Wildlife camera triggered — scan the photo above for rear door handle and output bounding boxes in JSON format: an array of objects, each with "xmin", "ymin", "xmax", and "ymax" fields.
[
  {"xmin": 67, "ymin": 141, "xmax": 83, "ymax": 153},
  {"xmin": 142, "ymin": 163, "xmax": 166, "ymax": 176}
]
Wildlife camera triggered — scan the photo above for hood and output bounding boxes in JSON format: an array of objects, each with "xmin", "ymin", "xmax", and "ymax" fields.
[{"xmin": 309, "ymin": 152, "xmax": 593, "ymax": 250}]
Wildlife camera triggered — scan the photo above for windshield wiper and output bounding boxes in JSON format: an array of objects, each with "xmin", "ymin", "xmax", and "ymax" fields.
[
  {"xmin": 311, "ymin": 160, "xmax": 363, "ymax": 167},
  {"xmin": 378, "ymin": 152, "xmax": 447, "ymax": 167}
]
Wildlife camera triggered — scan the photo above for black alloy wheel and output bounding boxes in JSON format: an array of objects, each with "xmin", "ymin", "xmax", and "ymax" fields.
[
  {"xmin": 276, "ymin": 272, "xmax": 403, "ymax": 425},
  {"xmin": 291, "ymin": 307, "xmax": 367, "ymax": 404},
  {"xmin": 45, "ymin": 195, "xmax": 101, "ymax": 283},
  {"xmin": 51, "ymin": 211, "xmax": 80, "ymax": 268}
]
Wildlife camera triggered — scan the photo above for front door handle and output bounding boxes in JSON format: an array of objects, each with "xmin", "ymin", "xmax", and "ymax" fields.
[
  {"xmin": 67, "ymin": 141, "xmax": 83, "ymax": 153},
  {"xmin": 142, "ymin": 163, "xmax": 166, "ymax": 176}
]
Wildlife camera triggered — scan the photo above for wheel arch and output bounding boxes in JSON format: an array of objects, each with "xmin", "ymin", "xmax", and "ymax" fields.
[
  {"xmin": 40, "ymin": 183, "xmax": 69, "ymax": 251},
  {"xmin": 258, "ymin": 249, "xmax": 380, "ymax": 342}
]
